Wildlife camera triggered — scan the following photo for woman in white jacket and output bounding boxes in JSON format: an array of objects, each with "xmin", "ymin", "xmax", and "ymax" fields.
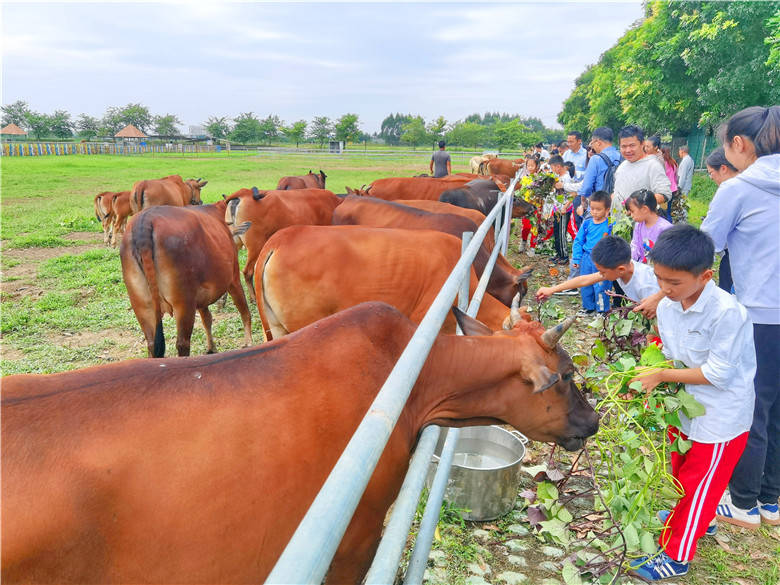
[{"xmin": 701, "ymin": 105, "xmax": 780, "ymax": 529}]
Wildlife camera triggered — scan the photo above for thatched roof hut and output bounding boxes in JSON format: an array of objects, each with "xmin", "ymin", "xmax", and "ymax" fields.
[
  {"xmin": 1, "ymin": 123, "xmax": 27, "ymax": 136},
  {"xmin": 115, "ymin": 124, "xmax": 147, "ymax": 139}
]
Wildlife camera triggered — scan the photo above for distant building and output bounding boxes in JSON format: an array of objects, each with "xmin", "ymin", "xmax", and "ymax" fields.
[{"xmin": 188, "ymin": 125, "xmax": 208, "ymax": 139}]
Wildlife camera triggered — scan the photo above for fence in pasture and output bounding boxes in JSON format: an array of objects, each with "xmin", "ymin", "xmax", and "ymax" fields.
[
  {"xmin": 0, "ymin": 140, "xmax": 526, "ymax": 163},
  {"xmin": 265, "ymin": 174, "xmax": 521, "ymax": 584},
  {"xmin": 0, "ymin": 141, "xmax": 231, "ymax": 157}
]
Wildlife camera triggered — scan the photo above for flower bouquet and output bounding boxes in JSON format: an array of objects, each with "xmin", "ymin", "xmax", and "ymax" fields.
[{"xmin": 518, "ymin": 171, "xmax": 560, "ymax": 235}]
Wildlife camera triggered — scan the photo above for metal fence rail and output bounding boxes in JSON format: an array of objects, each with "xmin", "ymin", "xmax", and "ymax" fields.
[{"xmin": 266, "ymin": 173, "xmax": 521, "ymax": 584}]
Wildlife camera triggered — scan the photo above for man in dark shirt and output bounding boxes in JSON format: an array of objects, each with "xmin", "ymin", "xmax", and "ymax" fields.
[{"xmin": 430, "ymin": 140, "xmax": 451, "ymax": 177}]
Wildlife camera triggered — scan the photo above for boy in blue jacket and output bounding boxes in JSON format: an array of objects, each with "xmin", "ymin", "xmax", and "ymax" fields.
[{"xmin": 571, "ymin": 190, "xmax": 612, "ymax": 314}]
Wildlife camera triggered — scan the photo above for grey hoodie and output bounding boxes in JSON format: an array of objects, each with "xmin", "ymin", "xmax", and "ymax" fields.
[{"xmin": 701, "ymin": 154, "xmax": 780, "ymax": 324}]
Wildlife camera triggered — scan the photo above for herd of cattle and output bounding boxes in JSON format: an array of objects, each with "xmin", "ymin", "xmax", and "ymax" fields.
[{"xmin": 2, "ymin": 165, "xmax": 600, "ymax": 584}]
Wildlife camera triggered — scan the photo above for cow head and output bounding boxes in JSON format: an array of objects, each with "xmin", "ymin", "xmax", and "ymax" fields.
[
  {"xmin": 185, "ymin": 178, "xmax": 208, "ymax": 205},
  {"xmin": 453, "ymin": 307, "xmax": 599, "ymax": 451},
  {"xmin": 512, "ymin": 268, "xmax": 533, "ymax": 303},
  {"xmin": 511, "ymin": 196, "xmax": 535, "ymax": 218},
  {"xmin": 345, "ymin": 186, "xmax": 371, "ymax": 196}
]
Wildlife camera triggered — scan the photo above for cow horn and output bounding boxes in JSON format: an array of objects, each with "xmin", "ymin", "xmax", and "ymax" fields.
[
  {"xmin": 540, "ymin": 315, "xmax": 577, "ymax": 348},
  {"xmin": 508, "ymin": 292, "xmax": 523, "ymax": 327}
]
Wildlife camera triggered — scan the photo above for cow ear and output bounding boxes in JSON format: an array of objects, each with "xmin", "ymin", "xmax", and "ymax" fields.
[
  {"xmin": 452, "ymin": 307, "xmax": 494, "ymax": 336},
  {"xmin": 345, "ymin": 186, "xmax": 355, "ymax": 194},
  {"xmin": 252, "ymin": 186, "xmax": 264, "ymax": 201},
  {"xmin": 221, "ymin": 193, "xmax": 226, "ymax": 200},
  {"xmin": 516, "ymin": 269, "xmax": 533, "ymax": 282},
  {"xmin": 528, "ymin": 365, "xmax": 561, "ymax": 394}
]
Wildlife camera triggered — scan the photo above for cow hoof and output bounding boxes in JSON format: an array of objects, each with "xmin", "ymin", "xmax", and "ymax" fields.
[{"xmin": 206, "ymin": 349, "xmax": 215, "ymax": 354}]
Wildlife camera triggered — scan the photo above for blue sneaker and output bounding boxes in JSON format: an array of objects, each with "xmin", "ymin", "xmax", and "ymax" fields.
[
  {"xmin": 716, "ymin": 491, "xmax": 760, "ymax": 529},
  {"xmin": 759, "ymin": 501, "xmax": 780, "ymax": 526},
  {"xmin": 629, "ymin": 550, "xmax": 689, "ymax": 581},
  {"xmin": 657, "ymin": 509, "xmax": 717, "ymax": 536}
]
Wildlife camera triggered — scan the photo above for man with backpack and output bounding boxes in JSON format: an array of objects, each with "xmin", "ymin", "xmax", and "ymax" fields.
[
  {"xmin": 613, "ymin": 125, "xmax": 672, "ymax": 212},
  {"xmin": 562, "ymin": 126, "xmax": 621, "ymax": 280}
]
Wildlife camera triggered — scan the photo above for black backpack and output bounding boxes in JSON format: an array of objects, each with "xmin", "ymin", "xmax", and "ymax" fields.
[{"xmin": 596, "ymin": 152, "xmax": 621, "ymax": 194}]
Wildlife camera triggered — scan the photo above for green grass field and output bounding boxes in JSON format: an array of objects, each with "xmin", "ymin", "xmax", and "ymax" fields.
[{"xmin": 0, "ymin": 152, "xmax": 455, "ymax": 373}]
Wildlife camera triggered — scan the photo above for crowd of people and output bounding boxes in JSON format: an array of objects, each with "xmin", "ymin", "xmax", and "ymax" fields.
[{"xmin": 520, "ymin": 106, "xmax": 778, "ymax": 581}]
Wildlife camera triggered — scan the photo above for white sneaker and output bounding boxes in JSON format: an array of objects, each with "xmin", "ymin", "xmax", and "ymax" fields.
[
  {"xmin": 716, "ymin": 491, "xmax": 760, "ymax": 529},
  {"xmin": 518, "ymin": 241, "xmax": 526, "ymax": 253},
  {"xmin": 759, "ymin": 500, "xmax": 780, "ymax": 525}
]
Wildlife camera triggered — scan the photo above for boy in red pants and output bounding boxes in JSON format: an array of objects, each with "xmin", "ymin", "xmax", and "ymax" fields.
[{"xmin": 629, "ymin": 225, "xmax": 756, "ymax": 580}]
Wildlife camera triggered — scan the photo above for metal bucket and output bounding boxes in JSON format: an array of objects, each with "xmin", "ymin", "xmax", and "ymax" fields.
[{"xmin": 427, "ymin": 425, "xmax": 527, "ymax": 521}]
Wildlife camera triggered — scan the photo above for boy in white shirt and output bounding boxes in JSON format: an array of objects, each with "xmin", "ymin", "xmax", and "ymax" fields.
[
  {"xmin": 629, "ymin": 225, "xmax": 755, "ymax": 581},
  {"xmin": 535, "ymin": 236, "xmax": 659, "ymax": 306}
]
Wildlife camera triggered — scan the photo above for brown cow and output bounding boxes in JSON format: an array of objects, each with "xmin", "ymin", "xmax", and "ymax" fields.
[
  {"xmin": 1, "ymin": 302, "xmax": 598, "ymax": 584},
  {"xmin": 256, "ymin": 225, "xmax": 524, "ymax": 340},
  {"xmin": 332, "ymin": 196, "xmax": 532, "ymax": 306},
  {"xmin": 129, "ymin": 175, "xmax": 207, "ymax": 213},
  {"xmin": 93, "ymin": 191, "xmax": 120, "ymax": 245},
  {"xmin": 346, "ymin": 176, "xmax": 474, "ymax": 201},
  {"xmin": 108, "ymin": 191, "xmax": 132, "ymax": 247},
  {"xmin": 276, "ymin": 169, "xmax": 327, "ymax": 190},
  {"xmin": 224, "ymin": 187, "xmax": 342, "ymax": 300},
  {"xmin": 120, "ymin": 201, "xmax": 252, "ymax": 357},
  {"xmin": 483, "ymin": 158, "xmax": 524, "ymax": 177},
  {"xmin": 392, "ymin": 199, "xmax": 493, "ymax": 248}
]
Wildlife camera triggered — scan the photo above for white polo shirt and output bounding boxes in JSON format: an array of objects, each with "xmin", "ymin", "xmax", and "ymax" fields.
[
  {"xmin": 618, "ymin": 260, "xmax": 659, "ymax": 302},
  {"xmin": 656, "ymin": 281, "xmax": 756, "ymax": 443}
]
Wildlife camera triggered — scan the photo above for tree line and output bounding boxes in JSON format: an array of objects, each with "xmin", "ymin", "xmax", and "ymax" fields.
[
  {"xmin": 558, "ymin": 0, "xmax": 780, "ymax": 137},
  {"xmin": 1, "ymin": 100, "xmax": 564, "ymax": 151}
]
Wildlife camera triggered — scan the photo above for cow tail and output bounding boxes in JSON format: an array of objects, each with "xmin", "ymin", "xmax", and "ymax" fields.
[{"xmin": 131, "ymin": 215, "xmax": 165, "ymax": 357}]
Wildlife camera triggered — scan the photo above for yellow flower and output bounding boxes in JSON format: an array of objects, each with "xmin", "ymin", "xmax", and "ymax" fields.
[{"xmin": 521, "ymin": 175, "xmax": 533, "ymax": 187}]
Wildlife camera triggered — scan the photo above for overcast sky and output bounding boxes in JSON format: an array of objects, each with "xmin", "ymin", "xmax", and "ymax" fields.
[{"xmin": 1, "ymin": 1, "xmax": 644, "ymax": 133}]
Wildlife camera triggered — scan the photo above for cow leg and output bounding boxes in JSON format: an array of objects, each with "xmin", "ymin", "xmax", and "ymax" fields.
[
  {"xmin": 243, "ymin": 267, "xmax": 257, "ymax": 303},
  {"xmin": 198, "ymin": 307, "xmax": 216, "ymax": 354},
  {"xmin": 226, "ymin": 280, "xmax": 253, "ymax": 347},
  {"xmin": 174, "ymin": 310, "xmax": 196, "ymax": 357}
]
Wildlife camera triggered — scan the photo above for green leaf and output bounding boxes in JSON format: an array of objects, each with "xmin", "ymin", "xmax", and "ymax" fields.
[
  {"xmin": 623, "ymin": 522, "xmax": 640, "ymax": 550},
  {"xmin": 618, "ymin": 356, "xmax": 636, "ymax": 371},
  {"xmin": 640, "ymin": 530, "xmax": 657, "ymax": 554},
  {"xmin": 616, "ymin": 319, "xmax": 633, "ymax": 337},
  {"xmin": 628, "ymin": 381, "xmax": 643, "ymax": 392},
  {"xmin": 677, "ymin": 389, "xmax": 706, "ymax": 418},
  {"xmin": 562, "ymin": 561, "xmax": 584, "ymax": 585},
  {"xmin": 673, "ymin": 436, "xmax": 693, "ymax": 454},
  {"xmin": 537, "ymin": 481, "xmax": 559, "ymax": 502},
  {"xmin": 640, "ymin": 343, "xmax": 666, "ymax": 366},
  {"xmin": 572, "ymin": 354, "xmax": 590, "ymax": 366},
  {"xmin": 557, "ymin": 507, "xmax": 573, "ymax": 523},
  {"xmin": 592, "ymin": 339, "xmax": 606, "ymax": 360}
]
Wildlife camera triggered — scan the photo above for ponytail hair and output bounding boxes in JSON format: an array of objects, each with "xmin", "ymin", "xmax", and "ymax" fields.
[
  {"xmin": 564, "ymin": 161, "xmax": 576, "ymax": 178},
  {"xmin": 722, "ymin": 106, "xmax": 780, "ymax": 157},
  {"xmin": 647, "ymin": 135, "xmax": 661, "ymax": 150},
  {"xmin": 705, "ymin": 146, "xmax": 738, "ymax": 172},
  {"xmin": 626, "ymin": 188, "xmax": 658, "ymax": 213}
]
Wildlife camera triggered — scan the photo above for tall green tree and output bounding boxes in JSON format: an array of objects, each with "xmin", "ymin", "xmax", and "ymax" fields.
[
  {"xmin": 153, "ymin": 114, "xmax": 182, "ymax": 136},
  {"xmin": 310, "ymin": 116, "xmax": 333, "ymax": 148},
  {"xmin": 283, "ymin": 120, "xmax": 307, "ymax": 147},
  {"xmin": 400, "ymin": 116, "xmax": 427, "ymax": 148},
  {"xmin": 258, "ymin": 114, "xmax": 282, "ymax": 144},
  {"xmin": 1, "ymin": 100, "xmax": 31, "ymax": 128},
  {"xmin": 493, "ymin": 119, "xmax": 535, "ymax": 152},
  {"xmin": 446, "ymin": 121, "xmax": 485, "ymax": 149},
  {"xmin": 379, "ymin": 113, "xmax": 413, "ymax": 145},
  {"xmin": 205, "ymin": 116, "xmax": 231, "ymax": 139},
  {"xmin": 426, "ymin": 116, "xmax": 448, "ymax": 142},
  {"xmin": 76, "ymin": 114, "xmax": 100, "ymax": 140},
  {"xmin": 26, "ymin": 112, "xmax": 51, "ymax": 140},
  {"xmin": 230, "ymin": 112, "xmax": 262, "ymax": 144},
  {"xmin": 334, "ymin": 113, "xmax": 360, "ymax": 143},
  {"xmin": 100, "ymin": 107, "xmax": 125, "ymax": 137},
  {"xmin": 558, "ymin": 1, "xmax": 780, "ymax": 134},
  {"xmin": 119, "ymin": 103, "xmax": 153, "ymax": 133},
  {"xmin": 49, "ymin": 110, "xmax": 73, "ymax": 139}
]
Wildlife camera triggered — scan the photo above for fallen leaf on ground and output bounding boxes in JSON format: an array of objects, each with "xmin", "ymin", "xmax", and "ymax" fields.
[{"xmin": 713, "ymin": 535, "xmax": 731, "ymax": 551}]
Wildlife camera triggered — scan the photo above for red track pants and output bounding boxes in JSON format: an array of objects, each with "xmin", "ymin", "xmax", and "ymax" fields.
[{"xmin": 659, "ymin": 427, "xmax": 748, "ymax": 561}]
